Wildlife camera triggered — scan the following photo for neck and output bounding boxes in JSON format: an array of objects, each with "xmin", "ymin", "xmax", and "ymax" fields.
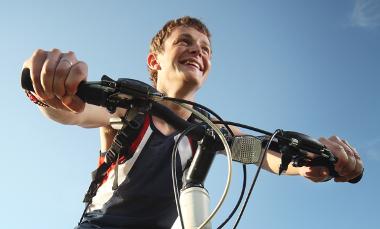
[
  {"xmin": 157, "ymin": 82, "xmax": 198, "ymax": 120},
  {"xmin": 153, "ymin": 83, "xmax": 197, "ymax": 135}
]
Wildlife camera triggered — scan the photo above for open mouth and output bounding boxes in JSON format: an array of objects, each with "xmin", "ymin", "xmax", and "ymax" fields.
[{"xmin": 179, "ymin": 59, "xmax": 203, "ymax": 72}]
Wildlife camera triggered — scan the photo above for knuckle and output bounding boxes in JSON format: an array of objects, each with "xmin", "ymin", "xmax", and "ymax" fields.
[
  {"xmin": 30, "ymin": 49, "xmax": 47, "ymax": 67},
  {"xmin": 329, "ymin": 135, "xmax": 340, "ymax": 141},
  {"xmin": 71, "ymin": 63, "xmax": 87, "ymax": 77},
  {"xmin": 32, "ymin": 48, "xmax": 45, "ymax": 57},
  {"xmin": 51, "ymin": 48, "xmax": 61, "ymax": 54},
  {"xmin": 31, "ymin": 49, "xmax": 48, "ymax": 62},
  {"xmin": 347, "ymin": 149, "xmax": 355, "ymax": 157},
  {"xmin": 65, "ymin": 51, "xmax": 76, "ymax": 60},
  {"xmin": 67, "ymin": 50, "xmax": 75, "ymax": 56}
]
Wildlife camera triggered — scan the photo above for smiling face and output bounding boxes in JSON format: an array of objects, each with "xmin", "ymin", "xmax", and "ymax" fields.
[{"xmin": 148, "ymin": 26, "xmax": 212, "ymax": 97}]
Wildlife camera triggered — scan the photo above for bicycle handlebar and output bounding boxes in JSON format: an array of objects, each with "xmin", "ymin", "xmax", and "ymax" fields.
[
  {"xmin": 21, "ymin": 68, "xmax": 209, "ymax": 140},
  {"xmin": 21, "ymin": 68, "xmax": 340, "ymax": 177}
]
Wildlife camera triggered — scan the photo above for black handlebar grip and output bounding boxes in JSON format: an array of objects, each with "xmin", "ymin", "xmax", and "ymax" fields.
[
  {"xmin": 21, "ymin": 67, "xmax": 110, "ymax": 106},
  {"xmin": 76, "ymin": 82, "xmax": 110, "ymax": 107},
  {"xmin": 21, "ymin": 68, "xmax": 34, "ymax": 91}
]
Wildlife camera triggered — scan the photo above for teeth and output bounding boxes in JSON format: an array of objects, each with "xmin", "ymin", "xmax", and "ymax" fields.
[{"xmin": 184, "ymin": 60, "xmax": 200, "ymax": 70}]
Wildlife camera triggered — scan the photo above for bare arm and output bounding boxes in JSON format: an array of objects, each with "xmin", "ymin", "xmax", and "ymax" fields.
[
  {"xmin": 222, "ymin": 122, "xmax": 363, "ymax": 182},
  {"xmin": 224, "ymin": 123, "xmax": 300, "ymax": 175},
  {"xmin": 37, "ymin": 103, "xmax": 114, "ymax": 128},
  {"xmin": 23, "ymin": 49, "xmax": 125, "ymax": 128}
]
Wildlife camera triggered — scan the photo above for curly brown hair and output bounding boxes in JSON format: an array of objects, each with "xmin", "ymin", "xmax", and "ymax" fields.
[{"xmin": 148, "ymin": 16, "xmax": 211, "ymax": 85}]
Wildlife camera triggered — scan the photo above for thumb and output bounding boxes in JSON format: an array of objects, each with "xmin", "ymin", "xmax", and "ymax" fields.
[
  {"xmin": 299, "ymin": 166, "xmax": 331, "ymax": 182},
  {"xmin": 62, "ymin": 95, "xmax": 85, "ymax": 113}
]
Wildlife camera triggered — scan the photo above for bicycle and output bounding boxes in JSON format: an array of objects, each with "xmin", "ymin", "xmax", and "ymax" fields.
[{"xmin": 22, "ymin": 69, "xmax": 350, "ymax": 229}]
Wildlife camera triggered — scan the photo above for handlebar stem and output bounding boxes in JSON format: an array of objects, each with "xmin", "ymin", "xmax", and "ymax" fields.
[{"xmin": 184, "ymin": 129, "xmax": 218, "ymax": 188}]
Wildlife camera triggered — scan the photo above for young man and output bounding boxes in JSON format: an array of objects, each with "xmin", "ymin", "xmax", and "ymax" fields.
[{"xmin": 23, "ymin": 16, "xmax": 363, "ymax": 228}]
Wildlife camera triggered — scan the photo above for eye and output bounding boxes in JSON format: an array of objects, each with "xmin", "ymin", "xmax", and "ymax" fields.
[
  {"xmin": 175, "ymin": 38, "xmax": 191, "ymax": 46},
  {"xmin": 202, "ymin": 46, "xmax": 211, "ymax": 55}
]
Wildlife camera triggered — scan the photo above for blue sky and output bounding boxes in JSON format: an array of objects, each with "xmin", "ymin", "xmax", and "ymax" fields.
[{"xmin": 1, "ymin": 0, "xmax": 379, "ymax": 228}]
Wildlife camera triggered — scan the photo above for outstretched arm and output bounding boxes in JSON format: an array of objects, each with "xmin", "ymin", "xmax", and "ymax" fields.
[
  {"xmin": 227, "ymin": 124, "xmax": 363, "ymax": 182},
  {"xmin": 22, "ymin": 49, "xmax": 124, "ymax": 128}
]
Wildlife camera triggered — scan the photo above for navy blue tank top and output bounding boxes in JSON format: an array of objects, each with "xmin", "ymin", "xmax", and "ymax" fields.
[{"xmin": 81, "ymin": 115, "xmax": 195, "ymax": 229}]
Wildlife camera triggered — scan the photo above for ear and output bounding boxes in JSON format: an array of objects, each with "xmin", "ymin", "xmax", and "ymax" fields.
[{"xmin": 147, "ymin": 52, "xmax": 161, "ymax": 71}]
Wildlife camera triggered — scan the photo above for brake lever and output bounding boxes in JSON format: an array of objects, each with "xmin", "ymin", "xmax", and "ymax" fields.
[
  {"xmin": 261, "ymin": 131, "xmax": 339, "ymax": 178},
  {"xmin": 79, "ymin": 75, "xmax": 163, "ymax": 113},
  {"xmin": 115, "ymin": 77, "xmax": 163, "ymax": 99}
]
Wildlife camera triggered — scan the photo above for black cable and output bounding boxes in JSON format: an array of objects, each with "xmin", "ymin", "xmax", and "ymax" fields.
[
  {"xmin": 164, "ymin": 98, "xmax": 291, "ymax": 228},
  {"xmin": 210, "ymin": 119, "xmax": 274, "ymax": 228},
  {"xmin": 164, "ymin": 98, "xmax": 253, "ymax": 228},
  {"xmin": 232, "ymin": 129, "xmax": 283, "ymax": 229},
  {"xmin": 162, "ymin": 96, "xmax": 234, "ymax": 135},
  {"xmin": 156, "ymin": 99, "xmax": 288, "ymax": 227},
  {"xmin": 212, "ymin": 119, "xmax": 270, "ymax": 228},
  {"xmin": 213, "ymin": 120, "xmax": 273, "ymax": 136},
  {"xmin": 217, "ymin": 164, "xmax": 247, "ymax": 229}
]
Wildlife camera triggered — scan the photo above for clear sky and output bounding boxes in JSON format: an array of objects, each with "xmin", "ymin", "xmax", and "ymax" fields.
[{"xmin": 1, "ymin": 0, "xmax": 379, "ymax": 228}]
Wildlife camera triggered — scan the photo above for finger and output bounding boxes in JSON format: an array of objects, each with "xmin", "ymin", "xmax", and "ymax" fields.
[
  {"xmin": 342, "ymin": 139, "xmax": 360, "ymax": 160},
  {"xmin": 53, "ymin": 51, "xmax": 78, "ymax": 98},
  {"xmin": 299, "ymin": 166, "xmax": 330, "ymax": 182},
  {"xmin": 40, "ymin": 49, "xmax": 61, "ymax": 99},
  {"xmin": 303, "ymin": 166, "xmax": 329, "ymax": 177},
  {"xmin": 330, "ymin": 136, "xmax": 354, "ymax": 158},
  {"xmin": 342, "ymin": 139, "xmax": 364, "ymax": 180},
  {"xmin": 29, "ymin": 49, "xmax": 48, "ymax": 99},
  {"xmin": 43, "ymin": 97, "xmax": 72, "ymax": 111},
  {"xmin": 350, "ymin": 156, "xmax": 364, "ymax": 180},
  {"xmin": 65, "ymin": 61, "xmax": 88, "ymax": 95},
  {"xmin": 341, "ymin": 139, "xmax": 362, "ymax": 177},
  {"xmin": 319, "ymin": 137, "xmax": 348, "ymax": 174},
  {"xmin": 328, "ymin": 136, "xmax": 356, "ymax": 176},
  {"xmin": 61, "ymin": 61, "xmax": 87, "ymax": 112},
  {"xmin": 62, "ymin": 95, "xmax": 85, "ymax": 113}
]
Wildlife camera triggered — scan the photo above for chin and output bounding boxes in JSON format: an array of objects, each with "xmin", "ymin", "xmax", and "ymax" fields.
[{"xmin": 183, "ymin": 73, "xmax": 204, "ymax": 86}]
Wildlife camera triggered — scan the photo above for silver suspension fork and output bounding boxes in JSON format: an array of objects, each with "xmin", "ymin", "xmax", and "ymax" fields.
[{"xmin": 179, "ymin": 186, "xmax": 211, "ymax": 229}]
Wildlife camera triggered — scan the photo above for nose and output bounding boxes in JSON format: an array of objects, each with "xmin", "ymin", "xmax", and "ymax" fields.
[{"xmin": 189, "ymin": 43, "xmax": 202, "ymax": 56}]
